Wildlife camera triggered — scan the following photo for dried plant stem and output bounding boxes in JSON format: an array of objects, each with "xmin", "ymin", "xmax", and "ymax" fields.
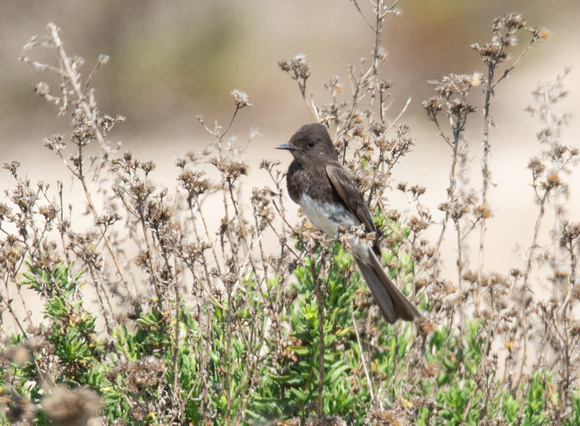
[
  {"xmin": 139, "ymin": 215, "xmax": 161, "ymax": 300},
  {"xmin": 48, "ymin": 24, "xmax": 104, "ymax": 147},
  {"xmin": 461, "ymin": 383, "xmax": 478, "ymax": 423},
  {"xmin": 233, "ymin": 314, "xmax": 268, "ymax": 424},
  {"xmin": 352, "ymin": 311, "xmax": 376, "ymax": 404},
  {"xmin": 0, "ymin": 283, "xmax": 28, "ymax": 337},
  {"xmin": 476, "ymin": 68, "xmax": 493, "ymax": 315},
  {"xmin": 454, "ymin": 218, "xmax": 465, "ymax": 337},
  {"xmin": 430, "ymin": 115, "xmax": 454, "ymax": 271},
  {"xmin": 47, "ymin": 23, "xmax": 135, "ymax": 301},
  {"xmin": 310, "ymin": 257, "xmax": 325, "ymax": 417},
  {"xmin": 339, "ymin": 65, "xmax": 373, "ymax": 139},
  {"xmin": 225, "ymin": 287, "xmax": 233, "ymax": 425},
  {"xmin": 172, "ymin": 258, "xmax": 181, "ymax": 398},
  {"xmin": 476, "ymin": 27, "xmax": 540, "ymax": 315},
  {"xmin": 79, "ymin": 171, "xmax": 134, "ymax": 298},
  {"xmin": 514, "ymin": 190, "xmax": 548, "ymax": 407},
  {"xmin": 449, "ymin": 131, "xmax": 465, "ymax": 329},
  {"xmin": 192, "ymin": 196, "xmax": 222, "ymax": 276}
]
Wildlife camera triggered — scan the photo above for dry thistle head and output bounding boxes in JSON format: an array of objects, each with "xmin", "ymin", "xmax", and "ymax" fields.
[
  {"xmin": 124, "ymin": 357, "xmax": 166, "ymax": 393},
  {"xmin": 278, "ymin": 53, "xmax": 311, "ymax": 81},
  {"xmin": 4, "ymin": 394, "xmax": 36, "ymax": 423},
  {"xmin": 43, "ymin": 134, "xmax": 66, "ymax": 151},
  {"xmin": 251, "ymin": 187, "xmax": 276, "ymax": 225},
  {"xmin": 530, "ymin": 27, "xmax": 551, "ymax": 41},
  {"xmin": 42, "ymin": 386, "xmax": 101, "ymax": 426},
  {"xmin": 2, "ymin": 161, "xmax": 20, "ymax": 177},
  {"xmin": 259, "ymin": 159, "xmax": 281, "ymax": 173},
  {"xmin": 231, "ymin": 89, "xmax": 252, "ymax": 108},
  {"xmin": 364, "ymin": 405, "xmax": 408, "ymax": 426},
  {"xmin": 527, "ymin": 156, "xmax": 546, "ymax": 176},
  {"xmin": 493, "ymin": 12, "xmax": 525, "ymax": 32},
  {"xmin": 210, "ymin": 157, "xmax": 249, "ymax": 182},
  {"xmin": 178, "ymin": 170, "xmax": 211, "ymax": 199},
  {"xmin": 423, "ymin": 96, "xmax": 443, "ymax": 121}
]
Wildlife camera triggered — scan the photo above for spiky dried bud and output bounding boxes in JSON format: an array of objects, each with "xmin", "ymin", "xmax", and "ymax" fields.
[
  {"xmin": 410, "ymin": 185, "xmax": 426, "ymax": 197},
  {"xmin": 124, "ymin": 357, "xmax": 166, "ymax": 393},
  {"xmin": 178, "ymin": 170, "xmax": 211, "ymax": 198},
  {"xmin": 231, "ymin": 89, "xmax": 252, "ymax": 108},
  {"xmin": 259, "ymin": 159, "xmax": 281, "ymax": 172},
  {"xmin": 477, "ymin": 205, "xmax": 492, "ymax": 219},
  {"xmin": 5, "ymin": 394, "xmax": 36, "ymax": 422},
  {"xmin": 278, "ymin": 53, "xmax": 311, "ymax": 80},
  {"xmin": 38, "ymin": 204, "xmax": 57, "ymax": 221},
  {"xmin": 423, "ymin": 97, "xmax": 443, "ymax": 120},
  {"xmin": 493, "ymin": 13, "xmax": 525, "ymax": 32},
  {"xmin": 530, "ymin": 27, "xmax": 551, "ymax": 40},
  {"xmin": 545, "ymin": 172, "xmax": 561, "ymax": 188},
  {"xmin": 527, "ymin": 157, "xmax": 545, "ymax": 175},
  {"xmin": 43, "ymin": 134, "xmax": 66, "ymax": 151},
  {"xmin": 471, "ymin": 42, "xmax": 508, "ymax": 65},
  {"xmin": 98, "ymin": 114, "xmax": 125, "ymax": 133},
  {"xmin": 141, "ymin": 160, "xmax": 155, "ymax": 174},
  {"xmin": 34, "ymin": 81, "xmax": 50, "ymax": 96},
  {"xmin": 251, "ymin": 187, "xmax": 276, "ymax": 224},
  {"xmin": 71, "ymin": 124, "xmax": 96, "ymax": 146},
  {"xmin": 211, "ymin": 158, "xmax": 249, "ymax": 182},
  {"xmin": 2, "ymin": 161, "xmax": 20, "ymax": 177}
]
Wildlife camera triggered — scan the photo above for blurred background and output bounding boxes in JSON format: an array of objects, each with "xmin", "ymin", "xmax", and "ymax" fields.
[{"xmin": 1, "ymin": 0, "xmax": 579, "ymax": 279}]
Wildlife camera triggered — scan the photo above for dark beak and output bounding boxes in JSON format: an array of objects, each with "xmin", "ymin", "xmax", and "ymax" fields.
[{"xmin": 276, "ymin": 142, "xmax": 298, "ymax": 151}]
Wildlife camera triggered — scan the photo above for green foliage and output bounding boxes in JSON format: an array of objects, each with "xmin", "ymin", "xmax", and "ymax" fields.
[{"xmin": 3, "ymin": 248, "xmax": 578, "ymax": 424}]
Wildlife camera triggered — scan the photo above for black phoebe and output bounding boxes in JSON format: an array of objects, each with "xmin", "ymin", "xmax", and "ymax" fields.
[{"xmin": 277, "ymin": 123, "xmax": 420, "ymax": 324}]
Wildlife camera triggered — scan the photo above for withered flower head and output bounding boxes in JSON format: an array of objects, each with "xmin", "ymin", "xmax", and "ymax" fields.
[
  {"xmin": 530, "ymin": 27, "xmax": 551, "ymax": 41},
  {"xmin": 278, "ymin": 53, "xmax": 311, "ymax": 81},
  {"xmin": 42, "ymin": 386, "xmax": 101, "ymax": 426},
  {"xmin": 43, "ymin": 134, "xmax": 66, "ymax": 151},
  {"xmin": 124, "ymin": 357, "xmax": 166, "ymax": 393},
  {"xmin": 2, "ymin": 161, "xmax": 20, "ymax": 177},
  {"xmin": 231, "ymin": 89, "xmax": 252, "ymax": 108}
]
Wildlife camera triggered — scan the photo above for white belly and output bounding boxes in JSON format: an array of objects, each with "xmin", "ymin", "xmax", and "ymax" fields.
[{"xmin": 299, "ymin": 193, "xmax": 360, "ymax": 237}]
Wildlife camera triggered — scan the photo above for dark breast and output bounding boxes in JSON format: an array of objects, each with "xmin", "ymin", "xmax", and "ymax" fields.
[{"xmin": 286, "ymin": 160, "xmax": 343, "ymax": 206}]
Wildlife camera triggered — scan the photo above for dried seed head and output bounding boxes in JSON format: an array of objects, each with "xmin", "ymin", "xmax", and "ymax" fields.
[
  {"xmin": 5, "ymin": 344, "xmax": 32, "ymax": 366},
  {"xmin": 527, "ymin": 157, "xmax": 545, "ymax": 175},
  {"xmin": 530, "ymin": 27, "xmax": 551, "ymax": 40},
  {"xmin": 2, "ymin": 161, "xmax": 20, "ymax": 177},
  {"xmin": 278, "ymin": 53, "xmax": 311, "ymax": 80},
  {"xmin": 211, "ymin": 158, "xmax": 249, "ymax": 182},
  {"xmin": 504, "ymin": 13, "xmax": 525, "ymax": 29},
  {"xmin": 38, "ymin": 204, "xmax": 57, "ymax": 221},
  {"xmin": 423, "ymin": 97, "xmax": 443, "ymax": 120},
  {"xmin": 43, "ymin": 134, "xmax": 66, "ymax": 151},
  {"xmin": 42, "ymin": 386, "xmax": 101, "ymax": 426},
  {"xmin": 493, "ymin": 13, "xmax": 525, "ymax": 32},
  {"xmin": 34, "ymin": 81, "xmax": 50, "ymax": 97},
  {"xmin": 124, "ymin": 357, "xmax": 166, "ymax": 393},
  {"xmin": 5, "ymin": 394, "xmax": 36, "ymax": 422},
  {"xmin": 178, "ymin": 170, "xmax": 211, "ymax": 198},
  {"xmin": 477, "ymin": 205, "xmax": 492, "ymax": 219},
  {"xmin": 259, "ymin": 159, "xmax": 280, "ymax": 172},
  {"xmin": 231, "ymin": 89, "xmax": 252, "ymax": 108}
]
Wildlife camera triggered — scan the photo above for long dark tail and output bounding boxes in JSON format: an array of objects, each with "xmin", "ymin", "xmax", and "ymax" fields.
[{"xmin": 354, "ymin": 246, "xmax": 420, "ymax": 324}]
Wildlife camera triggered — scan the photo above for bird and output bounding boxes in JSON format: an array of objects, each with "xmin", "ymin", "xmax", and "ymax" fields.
[{"xmin": 276, "ymin": 123, "xmax": 420, "ymax": 324}]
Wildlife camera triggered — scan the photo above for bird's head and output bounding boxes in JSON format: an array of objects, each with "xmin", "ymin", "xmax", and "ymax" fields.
[{"xmin": 276, "ymin": 123, "xmax": 339, "ymax": 163}]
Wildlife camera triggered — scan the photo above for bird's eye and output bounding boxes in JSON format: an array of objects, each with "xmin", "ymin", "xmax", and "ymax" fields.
[{"xmin": 307, "ymin": 141, "xmax": 315, "ymax": 148}]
